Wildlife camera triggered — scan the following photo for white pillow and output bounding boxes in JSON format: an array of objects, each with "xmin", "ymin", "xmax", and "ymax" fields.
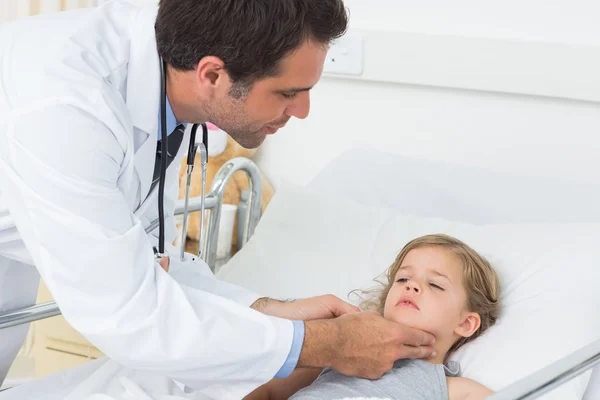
[
  {"xmin": 307, "ymin": 148, "xmax": 600, "ymax": 224},
  {"xmin": 217, "ymin": 182, "xmax": 600, "ymax": 400}
]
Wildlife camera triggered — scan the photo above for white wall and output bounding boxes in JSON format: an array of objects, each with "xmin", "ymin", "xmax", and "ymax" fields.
[
  {"xmin": 341, "ymin": 0, "xmax": 600, "ymax": 45},
  {"xmin": 0, "ymin": 0, "xmax": 97, "ymax": 23},
  {"xmin": 254, "ymin": 1, "xmax": 600, "ymax": 189}
]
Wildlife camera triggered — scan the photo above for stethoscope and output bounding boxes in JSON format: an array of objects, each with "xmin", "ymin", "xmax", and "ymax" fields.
[{"xmin": 154, "ymin": 57, "xmax": 209, "ymax": 264}]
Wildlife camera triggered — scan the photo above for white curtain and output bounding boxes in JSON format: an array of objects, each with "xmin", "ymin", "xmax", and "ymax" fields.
[{"xmin": 0, "ymin": 0, "xmax": 98, "ymax": 24}]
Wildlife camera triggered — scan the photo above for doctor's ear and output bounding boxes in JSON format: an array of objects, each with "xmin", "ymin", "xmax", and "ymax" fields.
[{"xmin": 195, "ymin": 56, "xmax": 227, "ymax": 90}]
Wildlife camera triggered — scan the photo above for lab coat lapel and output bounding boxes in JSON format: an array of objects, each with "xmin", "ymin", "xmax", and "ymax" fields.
[{"xmin": 126, "ymin": 5, "xmax": 161, "ymax": 207}]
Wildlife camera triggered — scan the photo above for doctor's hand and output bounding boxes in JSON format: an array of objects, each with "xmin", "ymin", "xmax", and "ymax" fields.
[
  {"xmin": 251, "ymin": 295, "xmax": 359, "ymax": 321},
  {"xmin": 298, "ymin": 310, "xmax": 436, "ymax": 380}
]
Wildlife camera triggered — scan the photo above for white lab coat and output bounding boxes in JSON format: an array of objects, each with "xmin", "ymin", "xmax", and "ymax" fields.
[{"xmin": 0, "ymin": 1, "xmax": 293, "ymax": 398}]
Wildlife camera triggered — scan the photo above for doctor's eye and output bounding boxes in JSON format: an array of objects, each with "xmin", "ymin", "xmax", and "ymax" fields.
[{"xmin": 281, "ymin": 92, "xmax": 297, "ymax": 99}]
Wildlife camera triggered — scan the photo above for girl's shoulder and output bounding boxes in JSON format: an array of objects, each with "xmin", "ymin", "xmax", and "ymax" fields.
[{"xmin": 446, "ymin": 376, "xmax": 494, "ymax": 400}]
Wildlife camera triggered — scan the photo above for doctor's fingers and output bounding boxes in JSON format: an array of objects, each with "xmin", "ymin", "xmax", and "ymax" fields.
[
  {"xmin": 397, "ymin": 343, "xmax": 437, "ymax": 361},
  {"xmin": 391, "ymin": 322, "xmax": 436, "ymax": 347},
  {"xmin": 318, "ymin": 294, "xmax": 361, "ymax": 317}
]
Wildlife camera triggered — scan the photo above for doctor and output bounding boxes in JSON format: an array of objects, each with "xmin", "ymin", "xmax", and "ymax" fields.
[{"xmin": 0, "ymin": 0, "xmax": 435, "ymax": 397}]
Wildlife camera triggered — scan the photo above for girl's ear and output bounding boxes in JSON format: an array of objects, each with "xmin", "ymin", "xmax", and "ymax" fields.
[{"xmin": 455, "ymin": 312, "xmax": 481, "ymax": 338}]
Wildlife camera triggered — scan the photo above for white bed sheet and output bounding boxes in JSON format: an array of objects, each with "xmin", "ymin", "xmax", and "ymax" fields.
[
  {"xmin": 0, "ymin": 358, "xmax": 102, "ymax": 400},
  {"xmin": 0, "ymin": 358, "xmax": 206, "ymax": 400}
]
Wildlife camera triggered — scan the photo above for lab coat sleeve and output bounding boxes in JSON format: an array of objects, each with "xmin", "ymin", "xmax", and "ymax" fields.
[{"xmin": 0, "ymin": 103, "xmax": 293, "ymax": 395}]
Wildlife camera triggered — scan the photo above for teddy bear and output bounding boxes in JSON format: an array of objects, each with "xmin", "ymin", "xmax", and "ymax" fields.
[{"xmin": 177, "ymin": 123, "xmax": 275, "ymax": 257}]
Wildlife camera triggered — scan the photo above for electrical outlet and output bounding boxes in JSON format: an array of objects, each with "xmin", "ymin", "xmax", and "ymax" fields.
[{"xmin": 324, "ymin": 31, "xmax": 364, "ymax": 76}]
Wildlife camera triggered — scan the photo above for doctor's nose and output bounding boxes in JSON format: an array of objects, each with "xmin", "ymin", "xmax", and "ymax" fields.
[
  {"xmin": 286, "ymin": 92, "xmax": 310, "ymax": 120},
  {"xmin": 404, "ymin": 281, "xmax": 421, "ymax": 293}
]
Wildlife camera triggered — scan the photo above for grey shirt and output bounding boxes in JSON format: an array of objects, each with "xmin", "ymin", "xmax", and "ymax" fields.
[{"xmin": 289, "ymin": 359, "xmax": 460, "ymax": 400}]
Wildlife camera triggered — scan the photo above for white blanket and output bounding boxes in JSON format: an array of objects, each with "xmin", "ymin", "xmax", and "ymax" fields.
[{"xmin": 0, "ymin": 358, "xmax": 211, "ymax": 400}]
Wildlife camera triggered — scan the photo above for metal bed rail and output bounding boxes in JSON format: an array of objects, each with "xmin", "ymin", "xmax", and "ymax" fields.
[
  {"xmin": 200, "ymin": 156, "xmax": 262, "ymax": 268},
  {"xmin": 486, "ymin": 337, "xmax": 600, "ymax": 399},
  {"xmin": 0, "ymin": 156, "xmax": 262, "ymax": 330}
]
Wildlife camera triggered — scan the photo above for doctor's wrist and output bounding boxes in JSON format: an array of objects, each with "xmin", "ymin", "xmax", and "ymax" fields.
[{"xmin": 297, "ymin": 319, "xmax": 338, "ymax": 369}]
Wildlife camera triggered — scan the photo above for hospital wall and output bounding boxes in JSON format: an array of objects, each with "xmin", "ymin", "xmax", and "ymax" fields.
[
  {"xmin": 0, "ymin": 0, "xmax": 97, "ymax": 22},
  {"xmin": 253, "ymin": 0, "xmax": 600, "ymax": 189}
]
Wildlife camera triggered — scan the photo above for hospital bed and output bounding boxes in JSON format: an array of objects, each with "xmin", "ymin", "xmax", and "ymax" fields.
[{"xmin": 0, "ymin": 148, "xmax": 599, "ymax": 400}]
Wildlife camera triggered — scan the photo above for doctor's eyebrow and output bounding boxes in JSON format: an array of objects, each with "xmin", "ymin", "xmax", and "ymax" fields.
[{"xmin": 277, "ymin": 86, "xmax": 313, "ymax": 94}]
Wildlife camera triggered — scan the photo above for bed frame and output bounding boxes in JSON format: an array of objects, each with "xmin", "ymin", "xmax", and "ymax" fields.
[
  {"xmin": 0, "ymin": 157, "xmax": 598, "ymax": 399},
  {"xmin": 487, "ymin": 338, "xmax": 600, "ymax": 399}
]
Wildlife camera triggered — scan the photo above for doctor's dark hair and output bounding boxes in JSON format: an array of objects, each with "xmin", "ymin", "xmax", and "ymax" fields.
[
  {"xmin": 155, "ymin": 0, "xmax": 348, "ymax": 97},
  {"xmin": 354, "ymin": 234, "xmax": 501, "ymax": 358}
]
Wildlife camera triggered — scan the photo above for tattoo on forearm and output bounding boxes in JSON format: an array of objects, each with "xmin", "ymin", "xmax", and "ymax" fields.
[
  {"xmin": 251, "ymin": 297, "xmax": 296, "ymax": 312},
  {"xmin": 250, "ymin": 297, "xmax": 270, "ymax": 311}
]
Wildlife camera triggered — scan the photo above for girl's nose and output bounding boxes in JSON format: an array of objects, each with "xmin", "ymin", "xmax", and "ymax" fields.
[{"xmin": 404, "ymin": 281, "xmax": 420, "ymax": 293}]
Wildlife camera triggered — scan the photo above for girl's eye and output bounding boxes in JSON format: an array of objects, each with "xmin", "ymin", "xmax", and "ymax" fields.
[
  {"xmin": 430, "ymin": 283, "xmax": 444, "ymax": 291},
  {"xmin": 396, "ymin": 278, "xmax": 408, "ymax": 283}
]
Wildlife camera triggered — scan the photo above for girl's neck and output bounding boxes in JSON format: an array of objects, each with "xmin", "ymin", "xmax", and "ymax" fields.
[{"xmin": 427, "ymin": 342, "xmax": 451, "ymax": 365}]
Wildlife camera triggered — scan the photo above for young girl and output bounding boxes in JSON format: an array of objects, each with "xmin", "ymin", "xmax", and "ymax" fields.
[{"xmin": 245, "ymin": 234, "xmax": 501, "ymax": 400}]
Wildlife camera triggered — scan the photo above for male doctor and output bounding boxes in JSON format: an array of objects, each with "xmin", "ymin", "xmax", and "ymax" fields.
[{"xmin": 0, "ymin": 0, "xmax": 435, "ymax": 397}]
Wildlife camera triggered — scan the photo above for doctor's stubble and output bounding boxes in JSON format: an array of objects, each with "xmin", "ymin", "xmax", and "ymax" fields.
[{"xmin": 198, "ymin": 87, "xmax": 273, "ymax": 149}]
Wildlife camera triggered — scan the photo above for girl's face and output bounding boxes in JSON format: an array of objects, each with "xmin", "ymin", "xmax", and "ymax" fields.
[{"xmin": 383, "ymin": 246, "xmax": 480, "ymax": 347}]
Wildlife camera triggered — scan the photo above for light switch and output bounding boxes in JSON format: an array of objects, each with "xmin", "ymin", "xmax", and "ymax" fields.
[{"xmin": 324, "ymin": 30, "xmax": 364, "ymax": 76}]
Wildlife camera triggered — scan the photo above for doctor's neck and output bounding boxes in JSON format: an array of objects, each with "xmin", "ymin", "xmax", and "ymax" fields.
[{"xmin": 164, "ymin": 65, "xmax": 210, "ymax": 124}]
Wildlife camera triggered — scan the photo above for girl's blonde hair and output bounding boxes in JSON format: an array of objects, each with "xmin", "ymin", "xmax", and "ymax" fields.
[{"xmin": 357, "ymin": 234, "xmax": 500, "ymax": 355}]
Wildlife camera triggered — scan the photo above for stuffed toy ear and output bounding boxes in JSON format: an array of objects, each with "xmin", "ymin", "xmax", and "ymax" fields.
[{"xmin": 204, "ymin": 122, "xmax": 228, "ymax": 156}]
